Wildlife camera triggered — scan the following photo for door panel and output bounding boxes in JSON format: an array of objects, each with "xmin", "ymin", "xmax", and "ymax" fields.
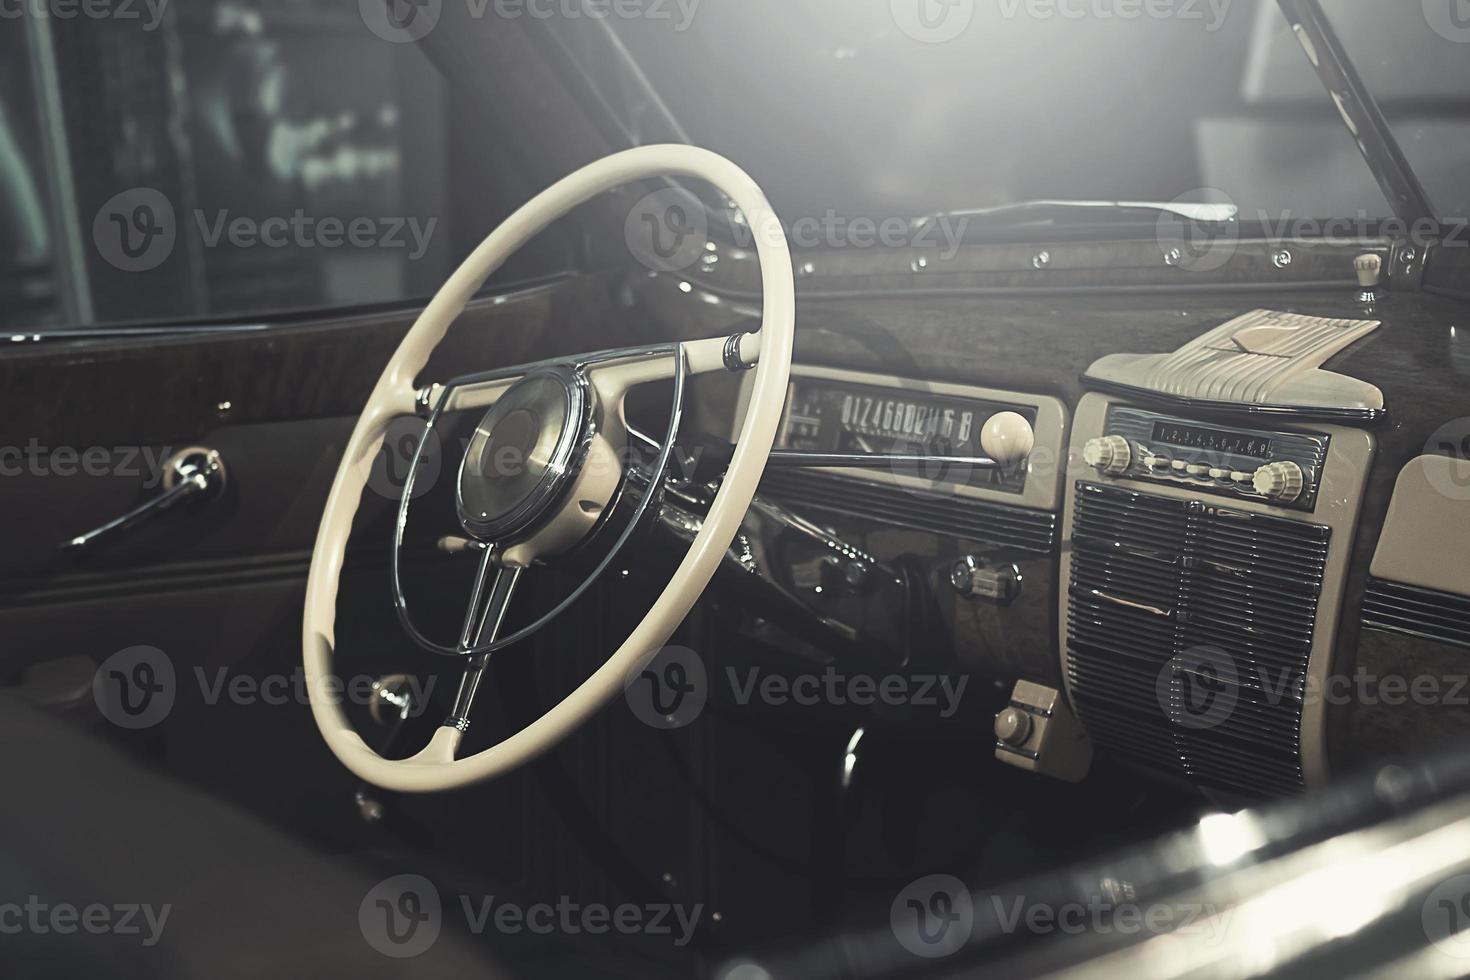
[{"xmin": 0, "ymin": 273, "xmax": 636, "ymax": 783}]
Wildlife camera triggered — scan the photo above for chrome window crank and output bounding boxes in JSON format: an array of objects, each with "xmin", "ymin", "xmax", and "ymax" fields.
[{"xmin": 62, "ymin": 447, "xmax": 226, "ymax": 555}]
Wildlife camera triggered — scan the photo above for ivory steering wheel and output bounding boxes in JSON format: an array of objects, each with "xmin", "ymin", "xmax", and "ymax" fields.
[{"xmin": 303, "ymin": 145, "xmax": 794, "ymax": 792}]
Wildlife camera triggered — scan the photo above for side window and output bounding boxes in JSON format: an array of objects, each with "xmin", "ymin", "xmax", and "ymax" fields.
[{"xmin": 0, "ymin": 4, "xmax": 552, "ymax": 333}]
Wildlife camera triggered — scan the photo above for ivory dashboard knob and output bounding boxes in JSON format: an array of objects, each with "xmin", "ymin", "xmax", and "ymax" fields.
[
  {"xmin": 1252, "ymin": 461, "xmax": 1305, "ymax": 502},
  {"xmin": 1082, "ymin": 434, "xmax": 1131, "ymax": 475},
  {"xmin": 980, "ymin": 411, "xmax": 1035, "ymax": 465},
  {"xmin": 994, "ymin": 706, "xmax": 1033, "ymax": 747}
]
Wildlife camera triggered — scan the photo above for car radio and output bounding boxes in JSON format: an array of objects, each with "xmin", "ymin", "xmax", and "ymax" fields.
[{"xmin": 1080, "ymin": 405, "xmax": 1330, "ymax": 511}]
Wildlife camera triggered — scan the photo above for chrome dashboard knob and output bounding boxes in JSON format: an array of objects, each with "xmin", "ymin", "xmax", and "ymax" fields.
[
  {"xmin": 1082, "ymin": 435, "xmax": 1131, "ymax": 475},
  {"xmin": 950, "ymin": 555, "xmax": 1021, "ymax": 605},
  {"xmin": 1252, "ymin": 461, "xmax": 1305, "ymax": 502}
]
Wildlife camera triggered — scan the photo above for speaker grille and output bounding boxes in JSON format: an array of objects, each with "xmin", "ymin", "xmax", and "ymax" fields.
[{"xmin": 1067, "ymin": 481, "xmax": 1330, "ymax": 796}]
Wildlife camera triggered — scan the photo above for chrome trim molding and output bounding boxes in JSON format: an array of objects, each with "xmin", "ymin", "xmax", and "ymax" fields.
[
  {"xmin": 723, "ymin": 331, "xmax": 755, "ymax": 372},
  {"xmin": 1083, "ymin": 377, "xmax": 1389, "ymax": 427}
]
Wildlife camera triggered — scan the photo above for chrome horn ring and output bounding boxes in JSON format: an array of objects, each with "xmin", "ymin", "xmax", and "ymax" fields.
[{"xmin": 390, "ymin": 344, "xmax": 687, "ymax": 659}]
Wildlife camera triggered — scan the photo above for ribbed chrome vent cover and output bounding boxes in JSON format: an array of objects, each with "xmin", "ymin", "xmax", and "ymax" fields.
[
  {"xmin": 758, "ymin": 470, "xmax": 1059, "ymax": 556},
  {"xmin": 1066, "ymin": 481, "xmax": 1330, "ymax": 797}
]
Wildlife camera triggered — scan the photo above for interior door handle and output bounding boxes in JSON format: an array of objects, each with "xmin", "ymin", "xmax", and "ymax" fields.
[{"xmin": 62, "ymin": 447, "xmax": 227, "ymax": 555}]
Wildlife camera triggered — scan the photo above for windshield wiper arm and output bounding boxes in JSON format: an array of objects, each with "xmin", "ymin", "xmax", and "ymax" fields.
[{"xmin": 1275, "ymin": 0, "xmax": 1436, "ymax": 226}]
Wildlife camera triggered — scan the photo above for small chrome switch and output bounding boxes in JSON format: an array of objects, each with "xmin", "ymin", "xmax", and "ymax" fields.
[{"xmin": 949, "ymin": 555, "xmax": 1021, "ymax": 605}]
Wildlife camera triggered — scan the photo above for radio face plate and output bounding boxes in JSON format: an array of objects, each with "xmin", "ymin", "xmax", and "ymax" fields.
[{"xmin": 1102, "ymin": 405, "xmax": 1330, "ymax": 511}]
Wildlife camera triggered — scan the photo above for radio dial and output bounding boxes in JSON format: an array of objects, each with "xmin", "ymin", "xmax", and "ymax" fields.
[
  {"xmin": 1252, "ymin": 461, "xmax": 1305, "ymax": 502},
  {"xmin": 1082, "ymin": 435, "xmax": 1131, "ymax": 475}
]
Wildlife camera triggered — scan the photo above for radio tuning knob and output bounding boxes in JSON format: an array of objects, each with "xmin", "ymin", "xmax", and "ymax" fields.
[
  {"xmin": 1252, "ymin": 461, "xmax": 1305, "ymax": 502},
  {"xmin": 1082, "ymin": 435, "xmax": 1131, "ymax": 475}
]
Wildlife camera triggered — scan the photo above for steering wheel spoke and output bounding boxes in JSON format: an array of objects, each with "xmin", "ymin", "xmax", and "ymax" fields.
[{"xmin": 444, "ymin": 550, "xmax": 524, "ymax": 734}]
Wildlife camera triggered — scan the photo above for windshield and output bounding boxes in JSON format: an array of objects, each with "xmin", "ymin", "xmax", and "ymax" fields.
[{"xmin": 610, "ymin": 0, "xmax": 1467, "ymax": 233}]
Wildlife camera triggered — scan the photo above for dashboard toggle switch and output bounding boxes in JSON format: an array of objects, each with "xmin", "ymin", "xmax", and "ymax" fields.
[
  {"xmin": 993, "ymin": 681, "xmax": 1092, "ymax": 782},
  {"xmin": 950, "ymin": 555, "xmax": 1021, "ymax": 605}
]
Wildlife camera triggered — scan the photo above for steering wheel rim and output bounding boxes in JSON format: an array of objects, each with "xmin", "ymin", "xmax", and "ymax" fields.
[{"xmin": 302, "ymin": 144, "xmax": 794, "ymax": 792}]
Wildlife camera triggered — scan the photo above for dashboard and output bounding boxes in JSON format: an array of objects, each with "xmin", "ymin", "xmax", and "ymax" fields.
[{"xmin": 705, "ymin": 285, "xmax": 1470, "ymax": 803}]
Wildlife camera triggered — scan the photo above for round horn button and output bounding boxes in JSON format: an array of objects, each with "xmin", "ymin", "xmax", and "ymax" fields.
[{"xmin": 456, "ymin": 367, "xmax": 588, "ymax": 541}]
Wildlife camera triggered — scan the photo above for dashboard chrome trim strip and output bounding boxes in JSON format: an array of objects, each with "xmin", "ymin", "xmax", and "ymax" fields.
[
  {"xmin": 765, "ymin": 451, "xmax": 1001, "ymax": 471},
  {"xmin": 1081, "ymin": 377, "xmax": 1389, "ymax": 427}
]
